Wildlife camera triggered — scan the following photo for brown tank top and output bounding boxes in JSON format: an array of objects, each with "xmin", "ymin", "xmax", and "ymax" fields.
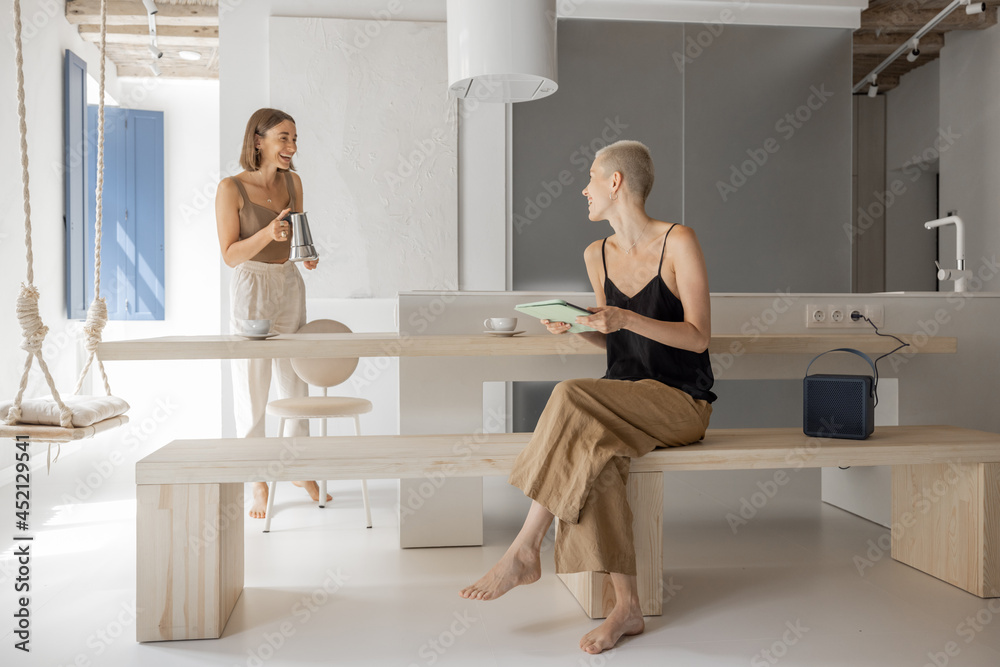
[{"xmin": 230, "ymin": 172, "xmax": 296, "ymax": 263}]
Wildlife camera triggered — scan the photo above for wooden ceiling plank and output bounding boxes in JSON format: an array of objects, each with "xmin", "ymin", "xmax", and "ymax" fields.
[
  {"xmin": 861, "ymin": 5, "xmax": 997, "ymax": 31},
  {"xmin": 115, "ymin": 63, "xmax": 218, "ymax": 79},
  {"xmin": 854, "ymin": 30, "xmax": 944, "ymax": 49},
  {"xmin": 66, "ymin": 0, "xmax": 218, "ymax": 27},
  {"xmin": 77, "ymin": 24, "xmax": 218, "ymax": 47}
]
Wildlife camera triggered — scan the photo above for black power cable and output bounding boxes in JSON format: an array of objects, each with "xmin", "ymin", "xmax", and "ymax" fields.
[{"xmin": 849, "ymin": 311, "xmax": 910, "ymax": 407}]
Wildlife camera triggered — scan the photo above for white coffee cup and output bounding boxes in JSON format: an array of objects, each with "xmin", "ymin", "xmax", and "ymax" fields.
[
  {"xmin": 484, "ymin": 317, "xmax": 517, "ymax": 331},
  {"xmin": 240, "ymin": 319, "xmax": 272, "ymax": 335}
]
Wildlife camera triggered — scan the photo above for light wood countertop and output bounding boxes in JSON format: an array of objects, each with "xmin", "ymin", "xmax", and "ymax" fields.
[{"xmin": 98, "ymin": 333, "xmax": 955, "ymax": 361}]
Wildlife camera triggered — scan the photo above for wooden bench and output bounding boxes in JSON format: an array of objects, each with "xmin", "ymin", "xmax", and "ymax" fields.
[{"xmin": 135, "ymin": 425, "xmax": 1000, "ymax": 642}]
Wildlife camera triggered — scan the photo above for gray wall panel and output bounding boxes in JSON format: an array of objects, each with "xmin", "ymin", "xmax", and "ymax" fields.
[
  {"xmin": 512, "ymin": 20, "xmax": 854, "ymax": 294},
  {"xmin": 683, "ymin": 25, "xmax": 853, "ymax": 293},
  {"xmin": 511, "ymin": 20, "xmax": 854, "ymax": 428},
  {"xmin": 512, "ymin": 19, "xmax": 684, "ymax": 291}
]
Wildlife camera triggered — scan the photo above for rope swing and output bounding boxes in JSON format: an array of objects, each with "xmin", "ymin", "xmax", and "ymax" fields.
[{"xmin": 3, "ymin": 0, "xmax": 126, "ymax": 450}]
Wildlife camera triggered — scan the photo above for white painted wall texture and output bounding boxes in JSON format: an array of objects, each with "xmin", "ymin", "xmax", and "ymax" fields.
[{"xmin": 269, "ymin": 17, "xmax": 458, "ymax": 298}]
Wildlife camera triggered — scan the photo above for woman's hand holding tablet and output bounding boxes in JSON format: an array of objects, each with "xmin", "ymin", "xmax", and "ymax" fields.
[{"xmin": 515, "ymin": 299, "xmax": 598, "ymax": 334}]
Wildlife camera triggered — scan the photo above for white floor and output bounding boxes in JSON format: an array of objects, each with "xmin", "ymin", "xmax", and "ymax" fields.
[{"xmin": 3, "ymin": 435, "xmax": 1000, "ymax": 667}]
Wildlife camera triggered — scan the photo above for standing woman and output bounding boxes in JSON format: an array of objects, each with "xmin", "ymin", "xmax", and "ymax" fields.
[{"xmin": 216, "ymin": 108, "xmax": 327, "ymax": 519}]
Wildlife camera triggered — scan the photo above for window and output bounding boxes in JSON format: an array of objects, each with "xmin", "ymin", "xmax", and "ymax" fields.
[{"xmin": 64, "ymin": 49, "xmax": 165, "ymax": 320}]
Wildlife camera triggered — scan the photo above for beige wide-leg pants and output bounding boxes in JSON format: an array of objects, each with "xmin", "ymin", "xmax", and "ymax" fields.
[
  {"xmin": 230, "ymin": 260, "xmax": 309, "ymax": 438},
  {"xmin": 508, "ymin": 378, "xmax": 713, "ymax": 576}
]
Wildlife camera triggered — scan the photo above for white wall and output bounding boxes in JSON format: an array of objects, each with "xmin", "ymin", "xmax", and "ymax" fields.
[
  {"xmin": 100, "ymin": 78, "xmax": 223, "ymax": 447},
  {"xmin": 939, "ymin": 24, "xmax": 1000, "ymax": 283},
  {"xmin": 218, "ymin": 0, "xmax": 506, "ymax": 438},
  {"xmin": 0, "ymin": 0, "xmax": 121, "ymax": 398}
]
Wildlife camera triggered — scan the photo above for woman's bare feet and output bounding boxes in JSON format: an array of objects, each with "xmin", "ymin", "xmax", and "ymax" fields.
[
  {"xmin": 249, "ymin": 482, "xmax": 268, "ymax": 519},
  {"xmin": 292, "ymin": 480, "xmax": 332, "ymax": 503},
  {"xmin": 579, "ymin": 600, "xmax": 644, "ymax": 654},
  {"xmin": 460, "ymin": 545, "xmax": 541, "ymax": 600}
]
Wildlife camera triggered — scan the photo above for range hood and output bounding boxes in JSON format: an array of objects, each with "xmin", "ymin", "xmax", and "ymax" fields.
[{"xmin": 446, "ymin": 0, "xmax": 558, "ymax": 103}]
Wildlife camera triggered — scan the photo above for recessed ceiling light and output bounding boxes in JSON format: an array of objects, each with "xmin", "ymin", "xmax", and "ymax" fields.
[{"xmin": 178, "ymin": 50, "xmax": 201, "ymax": 61}]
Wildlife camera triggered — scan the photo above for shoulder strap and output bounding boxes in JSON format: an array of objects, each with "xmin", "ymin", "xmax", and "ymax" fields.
[
  {"xmin": 284, "ymin": 171, "xmax": 296, "ymax": 210},
  {"xmin": 659, "ymin": 223, "xmax": 676, "ymax": 278},
  {"xmin": 230, "ymin": 176, "xmax": 248, "ymax": 205},
  {"xmin": 601, "ymin": 237, "xmax": 609, "ymax": 277}
]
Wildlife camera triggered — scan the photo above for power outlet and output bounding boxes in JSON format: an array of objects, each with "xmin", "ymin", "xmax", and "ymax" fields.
[{"xmin": 806, "ymin": 304, "xmax": 885, "ymax": 328}]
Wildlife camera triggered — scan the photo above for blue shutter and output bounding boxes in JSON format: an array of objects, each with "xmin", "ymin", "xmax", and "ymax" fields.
[
  {"xmin": 81, "ymin": 107, "xmax": 165, "ymax": 321},
  {"xmin": 125, "ymin": 109, "xmax": 165, "ymax": 320},
  {"xmin": 86, "ymin": 105, "xmax": 128, "ymax": 319},
  {"xmin": 65, "ymin": 50, "xmax": 88, "ymax": 318}
]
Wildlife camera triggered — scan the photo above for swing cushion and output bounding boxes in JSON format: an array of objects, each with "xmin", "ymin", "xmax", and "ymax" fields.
[{"xmin": 0, "ymin": 395, "xmax": 129, "ymax": 428}]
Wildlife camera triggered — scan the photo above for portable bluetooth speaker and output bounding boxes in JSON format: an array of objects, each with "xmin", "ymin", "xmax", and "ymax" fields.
[{"xmin": 803, "ymin": 348, "xmax": 876, "ymax": 440}]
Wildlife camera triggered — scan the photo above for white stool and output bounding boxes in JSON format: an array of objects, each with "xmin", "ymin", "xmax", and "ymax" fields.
[{"xmin": 262, "ymin": 319, "xmax": 373, "ymax": 533}]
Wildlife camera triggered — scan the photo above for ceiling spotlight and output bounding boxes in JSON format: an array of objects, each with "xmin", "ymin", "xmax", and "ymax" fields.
[
  {"xmin": 867, "ymin": 74, "xmax": 878, "ymax": 98},
  {"xmin": 148, "ymin": 41, "xmax": 163, "ymax": 59},
  {"xmin": 178, "ymin": 50, "xmax": 202, "ymax": 61},
  {"xmin": 965, "ymin": 1, "xmax": 986, "ymax": 15},
  {"xmin": 142, "ymin": 0, "xmax": 158, "ymax": 14},
  {"xmin": 148, "ymin": 61, "xmax": 161, "ymax": 77},
  {"xmin": 907, "ymin": 38, "xmax": 920, "ymax": 62}
]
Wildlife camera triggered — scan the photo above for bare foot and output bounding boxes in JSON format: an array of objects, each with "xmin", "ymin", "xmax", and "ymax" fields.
[
  {"xmin": 459, "ymin": 545, "xmax": 541, "ymax": 601},
  {"xmin": 580, "ymin": 601, "xmax": 644, "ymax": 654},
  {"xmin": 249, "ymin": 482, "xmax": 268, "ymax": 519},
  {"xmin": 292, "ymin": 480, "xmax": 332, "ymax": 503}
]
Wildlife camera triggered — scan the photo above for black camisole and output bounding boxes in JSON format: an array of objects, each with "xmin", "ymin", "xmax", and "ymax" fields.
[{"xmin": 602, "ymin": 223, "xmax": 717, "ymax": 403}]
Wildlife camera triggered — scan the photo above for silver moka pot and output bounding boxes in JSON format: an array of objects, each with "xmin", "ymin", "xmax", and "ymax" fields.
[{"xmin": 287, "ymin": 212, "xmax": 319, "ymax": 262}]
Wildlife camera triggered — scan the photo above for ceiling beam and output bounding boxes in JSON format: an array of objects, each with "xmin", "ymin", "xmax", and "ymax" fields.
[
  {"xmin": 861, "ymin": 5, "xmax": 997, "ymax": 31},
  {"xmin": 66, "ymin": 0, "xmax": 218, "ymax": 27},
  {"xmin": 854, "ymin": 74, "xmax": 900, "ymax": 93},
  {"xmin": 115, "ymin": 63, "xmax": 218, "ymax": 79},
  {"xmin": 853, "ymin": 30, "xmax": 944, "ymax": 55},
  {"xmin": 77, "ymin": 23, "xmax": 218, "ymax": 47}
]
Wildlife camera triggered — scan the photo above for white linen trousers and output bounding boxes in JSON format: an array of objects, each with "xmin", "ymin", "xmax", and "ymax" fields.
[{"xmin": 230, "ymin": 260, "xmax": 309, "ymax": 438}]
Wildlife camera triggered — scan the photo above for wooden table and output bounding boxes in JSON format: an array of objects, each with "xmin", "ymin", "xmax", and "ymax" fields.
[
  {"xmin": 103, "ymin": 332, "xmax": 956, "ymax": 548},
  {"xmin": 99, "ymin": 332, "xmax": 955, "ymax": 360}
]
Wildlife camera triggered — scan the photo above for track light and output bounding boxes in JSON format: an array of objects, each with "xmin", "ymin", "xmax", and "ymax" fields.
[
  {"xmin": 148, "ymin": 41, "xmax": 162, "ymax": 59},
  {"xmin": 906, "ymin": 38, "xmax": 920, "ymax": 62},
  {"xmin": 142, "ymin": 0, "xmax": 158, "ymax": 14},
  {"xmin": 867, "ymin": 74, "xmax": 878, "ymax": 98},
  {"xmin": 148, "ymin": 61, "xmax": 161, "ymax": 77},
  {"xmin": 965, "ymin": 1, "xmax": 986, "ymax": 15}
]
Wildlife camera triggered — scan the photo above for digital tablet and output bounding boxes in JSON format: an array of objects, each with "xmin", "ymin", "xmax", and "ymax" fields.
[{"xmin": 514, "ymin": 299, "xmax": 597, "ymax": 334}]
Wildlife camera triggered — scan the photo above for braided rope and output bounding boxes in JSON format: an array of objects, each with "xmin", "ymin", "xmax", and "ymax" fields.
[
  {"xmin": 94, "ymin": 0, "xmax": 105, "ymax": 301},
  {"xmin": 75, "ymin": 0, "xmax": 113, "ymax": 397},
  {"xmin": 5, "ymin": 0, "xmax": 73, "ymax": 429}
]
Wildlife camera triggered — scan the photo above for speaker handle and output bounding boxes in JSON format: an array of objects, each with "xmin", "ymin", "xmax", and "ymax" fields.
[{"xmin": 804, "ymin": 348, "xmax": 877, "ymax": 378}]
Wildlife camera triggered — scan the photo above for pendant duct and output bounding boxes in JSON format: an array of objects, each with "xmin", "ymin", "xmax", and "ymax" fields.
[{"xmin": 447, "ymin": 0, "xmax": 558, "ymax": 103}]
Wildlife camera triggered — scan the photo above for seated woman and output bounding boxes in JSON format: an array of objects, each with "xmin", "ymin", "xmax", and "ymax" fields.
[{"xmin": 459, "ymin": 140, "xmax": 717, "ymax": 655}]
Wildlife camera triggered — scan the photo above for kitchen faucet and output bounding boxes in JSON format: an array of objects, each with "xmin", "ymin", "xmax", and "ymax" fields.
[{"xmin": 924, "ymin": 215, "xmax": 969, "ymax": 292}]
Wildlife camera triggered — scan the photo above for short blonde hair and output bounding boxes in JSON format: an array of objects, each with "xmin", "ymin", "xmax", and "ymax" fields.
[
  {"xmin": 239, "ymin": 108, "xmax": 296, "ymax": 172},
  {"xmin": 596, "ymin": 140, "xmax": 654, "ymax": 203}
]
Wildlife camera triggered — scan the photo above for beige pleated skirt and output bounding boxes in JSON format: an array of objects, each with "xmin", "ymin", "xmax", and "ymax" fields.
[{"xmin": 508, "ymin": 377, "xmax": 712, "ymax": 576}]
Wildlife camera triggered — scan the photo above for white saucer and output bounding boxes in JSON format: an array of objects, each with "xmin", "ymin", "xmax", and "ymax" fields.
[
  {"xmin": 237, "ymin": 332, "xmax": 279, "ymax": 340},
  {"xmin": 482, "ymin": 330, "xmax": 525, "ymax": 337}
]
